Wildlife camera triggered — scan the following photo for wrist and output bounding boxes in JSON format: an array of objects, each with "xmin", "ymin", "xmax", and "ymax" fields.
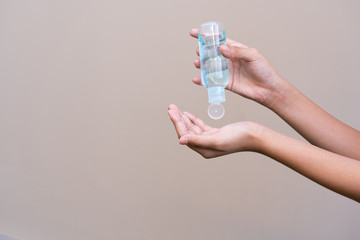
[
  {"xmin": 263, "ymin": 77, "xmax": 296, "ymax": 112},
  {"xmin": 249, "ymin": 124, "xmax": 273, "ymax": 157},
  {"xmin": 245, "ymin": 122, "xmax": 268, "ymax": 153}
]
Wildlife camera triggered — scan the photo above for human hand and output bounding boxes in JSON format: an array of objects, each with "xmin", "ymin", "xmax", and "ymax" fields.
[
  {"xmin": 190, "ymin": 29, "xmax": 285, "ymax": 107},
  {"xmin": 168, "ymin": 104, "xmax": 260, "ymax": 159}
]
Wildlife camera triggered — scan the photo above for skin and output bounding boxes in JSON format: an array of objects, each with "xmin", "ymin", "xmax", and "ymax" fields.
[{"xmin": 168, "ymin": 29, "xmax": 360, "ymax": 202}]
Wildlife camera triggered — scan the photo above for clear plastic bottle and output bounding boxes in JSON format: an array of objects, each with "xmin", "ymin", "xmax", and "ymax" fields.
[{"xmin": 198, "ymin": 21, "xmax": 229, "ymax": 120}]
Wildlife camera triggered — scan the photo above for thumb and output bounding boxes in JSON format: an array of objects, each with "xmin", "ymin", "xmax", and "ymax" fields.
[
  {"xmin": 179, "ymin": 134, "xmax": 218, "ymax": 149},
  {"xmin": 220, "ymin": 45, "xmax": 260, "ymax": 62}
]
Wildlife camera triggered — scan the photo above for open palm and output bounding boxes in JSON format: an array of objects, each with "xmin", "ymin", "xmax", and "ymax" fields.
[{"xmin": 168, "ymin": 104, "xmax": 258, "ymax": 159}]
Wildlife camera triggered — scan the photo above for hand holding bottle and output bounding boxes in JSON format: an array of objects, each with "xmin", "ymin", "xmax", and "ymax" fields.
[{"xmin": 190, "ymin": 29, "xmax": 286, "ymax": 108}]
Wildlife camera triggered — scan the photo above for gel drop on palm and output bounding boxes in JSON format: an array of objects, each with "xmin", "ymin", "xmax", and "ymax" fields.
[{"xmin": 198, "ymin": 22, "xmax": 229, "ymax": 120}]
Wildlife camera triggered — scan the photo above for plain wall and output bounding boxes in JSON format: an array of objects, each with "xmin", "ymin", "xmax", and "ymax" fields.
[{"xmin": 1, "ymin": 0, "xmax": 360, "ymax": 239}]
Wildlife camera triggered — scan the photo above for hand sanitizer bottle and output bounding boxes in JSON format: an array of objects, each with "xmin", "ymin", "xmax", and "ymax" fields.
[{"xmin": 198, "ymin": 21, "xmax": 229, "ymax": 120}]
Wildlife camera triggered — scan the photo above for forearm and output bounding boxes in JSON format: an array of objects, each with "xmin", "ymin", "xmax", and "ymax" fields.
[
  {"xmin": 267, "ymin": 79, "xmax": 360, "ymax": 160},
  {"xmin": 255, "ymin": 125, "xmax": 360, "ymax": 202}
]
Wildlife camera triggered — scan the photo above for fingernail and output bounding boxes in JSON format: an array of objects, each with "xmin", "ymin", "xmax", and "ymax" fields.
[{"xmin": 168, "ymin": 104, "xmax": 176, "ymax": 110}]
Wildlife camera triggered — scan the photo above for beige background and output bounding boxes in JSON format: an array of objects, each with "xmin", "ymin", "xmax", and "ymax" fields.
[{"xmin": 1, "ymin": 0, "xmax": 360, "ymax": 239}]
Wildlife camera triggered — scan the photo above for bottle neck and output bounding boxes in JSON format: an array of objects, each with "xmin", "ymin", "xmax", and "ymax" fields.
[{"xmin": 208, "ymin": 86, "xmax": 225, "ymax": 104}]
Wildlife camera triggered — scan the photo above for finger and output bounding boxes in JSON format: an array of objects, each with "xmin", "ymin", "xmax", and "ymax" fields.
[
  {"xmin": 196, "ymin": 47, "xmax": 199, "ymax": 56},
  {"xmin": 191, "ymin": 27, "xmax": 246, "ymax": 49},
  {"xmin": 227, "ymin": 40, "xmax": 249, "ymax": 48},
  {"xmin": 183, "ymin": 112, "xmax": 211, "ymax": 131},
  {"xmin": 179, "ymin": 134, "xmax": 218, "ymax": 150},
  {"xmin": 168, "ymin": 104, "xmax": 189, "ymax": 138},
  {"xmin": 182, "ymin": 113, "xmax": 203, "ymax": 135},
  {"xmin": 192, "ymin": 77, "xmax": 202, "ymax": 86},
  {"xmin": 189, "ymin": 28, "xmax": 198, "ymax": 38},
  {"xmin": 191, "ymin": 28, "xmax": 239, "ymax": 46},
  {"xmin": 220, "ymin": 45, "xmax": 260, "ymax": 62},
  {"xmin": 194, "ymin": 59, "xmax": 200, "ymax": 69},
  {"xmin": 168, "ymin": 104, "xmax": 176, "ymax": 111}
]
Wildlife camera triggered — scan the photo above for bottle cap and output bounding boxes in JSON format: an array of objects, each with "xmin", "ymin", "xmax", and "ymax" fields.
[{"xmin": 208, "ymin": 103, "xmax": 225, "ymax": 120}]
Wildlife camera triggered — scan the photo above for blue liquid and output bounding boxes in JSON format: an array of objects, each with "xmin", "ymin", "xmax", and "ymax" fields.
[{"xmin": 198, "ymin": 32, "xmax": 229, "ymax": 91}]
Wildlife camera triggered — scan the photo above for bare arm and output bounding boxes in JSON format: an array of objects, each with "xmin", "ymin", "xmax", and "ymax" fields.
[
  {"xmin": 267, "ymin": 80, "xmax": 360, "ymax": 160},
  {"xmin": 258, "ymin": 124, "xmax": 360, "ymax": 202},
  {"xmin": 168, "ymin": 104, "xmax": 360, "ymax": 202},
  {"xmin": 189, "ymin": 29, "xmax": 360, "ymax": 160}
]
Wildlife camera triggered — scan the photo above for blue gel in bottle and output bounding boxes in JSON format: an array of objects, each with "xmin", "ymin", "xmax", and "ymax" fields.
[{"xmin": 198, "ymin": 21, "xmax": 229, "ymax": 120}]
